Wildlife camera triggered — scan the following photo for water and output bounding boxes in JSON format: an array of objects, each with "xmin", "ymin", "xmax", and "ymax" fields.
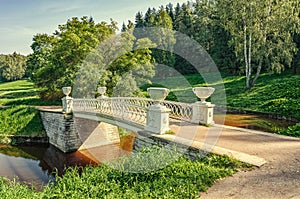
[
  {"xmin": 214, "ymin": 113, "xmax": 296, "ymax": 133},
  {"xmin": 0, "ymin": 144, "xmax": 96, "ymax": 188},
  {"xmin": 0, "ymin": 134, "xmax": 136, "ymax": 188}
]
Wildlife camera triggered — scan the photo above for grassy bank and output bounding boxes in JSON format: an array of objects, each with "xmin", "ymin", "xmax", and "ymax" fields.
[
  {"xmin": 0, "ymin": 106, "xmax": 46, "ymax": 136},
  {"xmin": 0, "ymin": 80, "xmax": 57, "ymax": 142},
  {"xmin": 151, "ymin": 72, "xmax": 300, "ymax": 118},
  {"xmin": 0, "ymin": 147, "xmax": 250, "ymax": 198},
  {"xmin": 0, "ymin": 106, "xmax": 46, "ymax": 144}
]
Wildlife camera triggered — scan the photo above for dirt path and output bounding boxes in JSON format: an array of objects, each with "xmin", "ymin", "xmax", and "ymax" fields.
[{"xmin": 171, "ymin": 124, "xmax": 300, "ymax": 199}]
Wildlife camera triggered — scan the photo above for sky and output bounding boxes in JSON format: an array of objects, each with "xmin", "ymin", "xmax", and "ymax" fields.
[{"xmin": 0, "ymin": 0, "xmax": 188, "ymax": 55}]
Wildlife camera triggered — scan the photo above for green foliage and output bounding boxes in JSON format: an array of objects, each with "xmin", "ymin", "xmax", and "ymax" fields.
[
  {"xmin": 0, "ymin": 106, "xmax": 46, "ymax": 137},
  {"xmin": 26, "ymin": 34, "xmax": 57, "ymax": 80},
  {"xmin": 118, "ymin": 127, "xmax": 131, "ymax": 137},
  {"xmin": 0, "ymin": 146, "xmax": 247, "ymax": 198},
  {"xmin": 280, "ymin": 123, "xmax": 300, "ymax": 137},
  {"xmin": 0, "ymin": 178, "xmax": 37, "ymax": 198},
  {"xmin": 0, "ymin": 52, "xmax": 27, "ymax": 81},
  {"xmin": 217, "ymin": 0, "xmax": 300, "ymax": 88},
  {"xmin": 29, "ymin": 16, "xmax": 117, "ymax": 100}
]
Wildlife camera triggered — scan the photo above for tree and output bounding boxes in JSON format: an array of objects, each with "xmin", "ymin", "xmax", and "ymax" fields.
[
  {"xmin": 217, "ymin": 0, "xmax": 300, "ymax": 88},
  {"xmin": 0, "ymin": 52, "xmax": 27, "ymax": 81},
  {"xmin": 26, "ymin": 34, "xmax": 57, "ymax": 79},
  {"xmin": 30, "ymin": 16, "xmax": 117, "ymax": 100},
  {"xmin": 73, "ymin": 32, "xmax": 157, "ymax": 98}
]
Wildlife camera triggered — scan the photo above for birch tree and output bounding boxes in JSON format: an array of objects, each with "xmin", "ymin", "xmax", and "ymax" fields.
[{"xmin": 217, "ymin": 0, "xmax": 300, "ymax": 88}]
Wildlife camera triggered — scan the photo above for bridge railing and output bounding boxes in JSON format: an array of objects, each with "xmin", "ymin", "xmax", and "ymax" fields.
[
  {"xmin": 73, "ymin": 98, "xmax": 150, "ymax": 126},
  {"xmin": 63, "ymin": 86, "xmax": 215, "ymax": 134},
  {"xmin": 73, "ymin": 97, "xmax": 194, "ymax": 124}
]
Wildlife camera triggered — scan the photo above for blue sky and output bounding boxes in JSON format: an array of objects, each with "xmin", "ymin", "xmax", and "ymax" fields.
[{"xmin": 0, "ymin": 0, "xmax": 188, "ymax": 55}]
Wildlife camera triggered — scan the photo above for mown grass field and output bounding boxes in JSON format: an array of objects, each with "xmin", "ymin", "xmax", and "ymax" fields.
[
  {"xmin": 0, "ymin": 80, "xmax": 58, "ymax": 106},
  {"xmin": 0, "ymin": 80, "xmax": 50, "ymax": 138}
]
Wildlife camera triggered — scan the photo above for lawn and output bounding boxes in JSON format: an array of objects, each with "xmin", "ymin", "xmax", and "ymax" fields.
[
  {"xmin": 0, "ymin": 80, "xmax": 50, "ymax": 140},
  {"xmin": 0, "ymin": 79, "xmax": 58, "ymax": 106},
  {"xmin": 0, "ymin": 105, "xmax": 46, "ymax": 138}
]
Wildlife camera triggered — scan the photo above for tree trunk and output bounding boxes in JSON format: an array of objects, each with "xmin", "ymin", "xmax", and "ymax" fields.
[
  {"xmin": 251, "ymin": 58, "xmax": 263, "ymax": 87},
  {"xmin": 244, "ymin": 21, "xmax": 251, "ymax": 89}
]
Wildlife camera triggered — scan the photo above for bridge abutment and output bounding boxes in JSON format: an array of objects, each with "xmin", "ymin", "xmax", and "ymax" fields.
[
  {"xmin": 40, "ymin": 108, "xmax": 121, "ymax": 153},
  {"xmin": 40, "ymin": 110, "xmax": 81, "ymax": 153}
]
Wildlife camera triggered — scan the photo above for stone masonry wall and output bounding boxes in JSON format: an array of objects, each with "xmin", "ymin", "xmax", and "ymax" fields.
[
  {"xmin": 40, "ymin": 110, "xmax": 81, "ymax": 153},
  {"xmin": 133, "ymin": 131, "xmax": 207, "ymax": 160}
]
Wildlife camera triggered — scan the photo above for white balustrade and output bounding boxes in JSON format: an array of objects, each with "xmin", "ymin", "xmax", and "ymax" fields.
[{"xmin": 68, "ymin": 86, "xmax": 215, "ymax": 134}]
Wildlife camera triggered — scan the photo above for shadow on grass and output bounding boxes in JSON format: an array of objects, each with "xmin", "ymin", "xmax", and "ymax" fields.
[
  {"xmin": 1, "ymin": 98, "xmax": 60, "ymax": 106},
  {"xmin": 0, "ymin": 106, "xmax": 46, "ymax": 136},
  {"xmin": 0, "ymin": 91, "xmax": 37, "ymax": 99}
]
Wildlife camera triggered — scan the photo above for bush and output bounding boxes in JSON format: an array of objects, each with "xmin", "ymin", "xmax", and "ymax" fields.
[{"xmin": 280, "ymin": 123, "xmax": 300, "ymax": 138}]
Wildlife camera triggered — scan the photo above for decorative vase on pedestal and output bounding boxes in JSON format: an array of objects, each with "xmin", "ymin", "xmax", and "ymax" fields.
[
  {"xmin": 191, "ymin": 87, "xmax": 215, "ymax": 125},
  {"xmin": 97, "ymin": 87, "xmax": 107, "ymax": 98},
  {"xmin": 62, "ymin": 87, "xmax": 73, "ymax": 114},
  {"xmin": 192, "ymin": 87, "xmax": 215, "ymax": 104},
  {"xmin": 145, "ymin": 87, "xmax": 170, "ymax": 134}
]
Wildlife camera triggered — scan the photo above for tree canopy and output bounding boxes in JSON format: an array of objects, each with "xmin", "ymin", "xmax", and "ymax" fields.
[
  {"xmin": 26, "ymin": 0, "xmax": 300, "ymax": 97},
  {"xmin": 0, "ymin": 52, "xmax": 27, "ymax": 82}
]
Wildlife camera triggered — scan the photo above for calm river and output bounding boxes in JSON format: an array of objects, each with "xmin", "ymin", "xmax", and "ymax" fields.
[{"xmin": 0, "ymin": 134, "xmax": 135, "ymax": 188}]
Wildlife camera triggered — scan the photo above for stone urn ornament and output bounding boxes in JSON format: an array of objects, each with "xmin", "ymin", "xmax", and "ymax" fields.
[
  {"xmin": 62, "ymin": 87, "xmax": 72, "ymax": 97},
  {"xmin": 147, "ymin": 87, "xmax": 169, "ymax": 106},
  {"xmin": 97, "ymin": 86, "xmax": 107, "ymax": 98},
  {"xmin": 192, "ymin": 87, "xmax": 215, "ymax": 103}
]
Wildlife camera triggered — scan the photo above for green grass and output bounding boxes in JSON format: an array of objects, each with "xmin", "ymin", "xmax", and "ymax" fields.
[
  {"xmin": 0, "ymin": 147, "xmax": 250, "ymax": 199},
  {"xmin": 0, "ymin": 80, "xmax": 57, "ymax": 139},
  {"xmin": 0, "ymin": 106, "xmax": 46, "ymax": 138},
  {"xmin": 147, "ymin": 72, "xmax": 300, "ymax": 118},
  {"xmin": 279, "ymin": 122, "xmax": 300, "ymax": 138},
  {"xmin": 0, "ymin": 79, "xmax": 59, "ymax": 106},
  {"xmin": 219, "ymin": 73, "xmax": 300, "ymax": 118}
]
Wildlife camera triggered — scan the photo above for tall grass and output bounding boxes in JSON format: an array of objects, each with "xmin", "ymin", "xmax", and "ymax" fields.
[{"xmin": 0, "ymin": 147, "xmax": 250, "ymax": 199}]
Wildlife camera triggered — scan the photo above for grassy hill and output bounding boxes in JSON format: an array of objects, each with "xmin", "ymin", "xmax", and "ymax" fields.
[{"xmin": 150, "ymin": 72, "xmax": 300, "ymax": 119}]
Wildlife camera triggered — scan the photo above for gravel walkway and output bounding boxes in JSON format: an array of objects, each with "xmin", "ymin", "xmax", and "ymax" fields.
[{"xmin": 170, "ymin": 124, "xmax": 300, "ymax": 199}]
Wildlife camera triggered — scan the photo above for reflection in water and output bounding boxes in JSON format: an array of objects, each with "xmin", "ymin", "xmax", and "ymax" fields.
[
  {"xmin": 214, "ymin": 113, "xmax": 295, "ymax": 132},
  {"xmin": 79, "ymin": 134, "xmax": 136, "ymax": 163},
  {"xmin": 0, "ymin": 134, "xmax": 135, "ymax": 188},
  {"xmin": 0, "ymin": 144, "xmax": 96, "ymax": 188}
]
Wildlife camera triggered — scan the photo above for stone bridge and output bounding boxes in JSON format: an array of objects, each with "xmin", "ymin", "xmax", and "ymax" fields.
[{"xmin": 40, "ymin": 87, "xmax": 215, "ymax": 153}]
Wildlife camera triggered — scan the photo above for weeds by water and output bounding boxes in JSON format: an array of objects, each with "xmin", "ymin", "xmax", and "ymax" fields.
[{"xmin": 0, "ymin": 146, "xmax": 249, "ymax": 199}]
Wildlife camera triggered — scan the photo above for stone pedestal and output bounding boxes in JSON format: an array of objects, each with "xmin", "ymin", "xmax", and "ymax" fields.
[
  {"xmin": 145, "ymin": 104, "xmax": 170, "ymax": 134},
  {"xmin": 62, "ymin": 96, "xmax": 73, "ymax": 114},
  {"xmin": 191, "ymin": 102, "xmax": 215, "ymax": 125}
]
